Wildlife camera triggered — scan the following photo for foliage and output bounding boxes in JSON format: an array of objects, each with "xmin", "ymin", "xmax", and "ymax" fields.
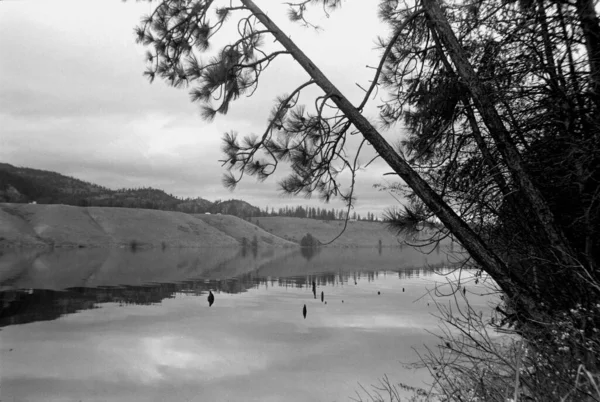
[
  {"xmin": 411, "ymin": 281, "xmax": 600, "ymax": 402},
  {"xmin": 374, "ymin": 1, "xmax": 600, "ymax": 397},
  {"xmin": 383, "ymin": 202, "xmax": 440, "ymax": 238},
  {"xmin": 258, "ymin": 204, "xmax": 380, "ymax": 221},
  {"xmin": 299, "ymin": 233, "xmax": 321, "ymax": 260},
  {"xmin": 377, "ymin": 2, "xmax": 600, "ymax": 387},
  {"xmin": 134, "ymin": 0, "xmax": 367, "ymax": 208},
  {"xmin": 299, "ymin": 232, "xmax": 320, "ymax": 248},
  {"xmin": 382, "ymin": 1, "xmax": 600, "ymax": 401},
  {"xmin": 0, "ymin": 163, "xmax": 102, "ymax": 204}
]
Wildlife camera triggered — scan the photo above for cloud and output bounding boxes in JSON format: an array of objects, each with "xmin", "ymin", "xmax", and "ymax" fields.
[{"xmin": 0, "ymin": 0, "xmax": 406, "ymax": 216}]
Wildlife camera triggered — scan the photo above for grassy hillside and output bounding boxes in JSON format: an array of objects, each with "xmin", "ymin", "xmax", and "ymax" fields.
[
  {"xmin": 193, "ymin": 214, "xmax": 295, "ymax": 247},
  {"xmin": 0, "ymin": 204, "xmax": 294, "ymax": 249},
  {"xmin": 0, "ymin": 204, "xmax": 411, "ymax": 250},
  {"xmin": 249, "ymin": 216, "xmax": 408, "ymax": 247}
]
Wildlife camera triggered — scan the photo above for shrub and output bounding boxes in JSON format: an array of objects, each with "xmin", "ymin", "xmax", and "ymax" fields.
[
  {"xmin": 413, "ymin": 281, "xmax": 600, "ymax": 402},
  {"xmin": 300, "ymin": 233, "xmax": 320, "ymax": 248}
]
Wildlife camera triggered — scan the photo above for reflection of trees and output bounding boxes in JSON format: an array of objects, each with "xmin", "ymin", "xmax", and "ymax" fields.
[
  {"xmin": 241, "ymin": 237, "xmax": 248, "ymax": 257},
  {"xmin": 300, "ymin": 246, "xmax": 320, "ymax": 261},
  {"xmin": 0, "ymin": 265, "xmax": 446, "ymax": 328},
  {"xmin": 1, "ymin": 289, "xmax": 98, "ymax": 328}
]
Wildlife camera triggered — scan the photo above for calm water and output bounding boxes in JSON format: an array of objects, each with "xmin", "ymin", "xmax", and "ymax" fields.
[{"xmin": 0, "ymin": 247, "xmax": 493, "ymax": 402}]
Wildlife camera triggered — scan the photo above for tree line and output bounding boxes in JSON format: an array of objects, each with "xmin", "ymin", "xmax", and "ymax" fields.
[{"xmin": 255, "ymin": 205, "xmax": 380, "ymax": 221}]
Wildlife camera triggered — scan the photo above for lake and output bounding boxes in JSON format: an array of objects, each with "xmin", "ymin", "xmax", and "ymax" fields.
[{"xmin": 0, "ymin": 246, "xmax": 494, "ymax": 401}]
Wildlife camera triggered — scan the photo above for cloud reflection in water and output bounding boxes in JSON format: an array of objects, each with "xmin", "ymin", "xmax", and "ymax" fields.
[{"xmin": 0, "ymin": 247, "xmax": 495, "ymax": 401}]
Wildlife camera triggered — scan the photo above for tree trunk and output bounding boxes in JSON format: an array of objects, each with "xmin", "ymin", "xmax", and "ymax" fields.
[
  {"xmin": 240, "ymin": 0, "xmax": 531, "ymax": 301},
  {"xmin": 463, "ymin": 101, "xmax": 511, "ymax": 197},
  {"xmin": 536, "ymin": 0, "xmax": 563, "ymax": 93},
  {"xmin": 575, "ymin": 0, "xmax": 600, "ymax": 112},
  {"xmin": 422, "ymin": 0, "xmax": 575, "ymax": 266}
]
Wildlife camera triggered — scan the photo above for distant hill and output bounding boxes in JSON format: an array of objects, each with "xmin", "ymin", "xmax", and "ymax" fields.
[
  {"xmin": 0, "ymin": 163, "xmax": 259, "ymax": 218},
  {"xmin": 209, "ymin": 199, "xmax": 259, "ymax": 217}
]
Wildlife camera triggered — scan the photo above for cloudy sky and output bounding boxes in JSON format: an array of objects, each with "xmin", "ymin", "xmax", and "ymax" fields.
[{"xmin": 0, "ymin": 0, "xmax": 408, "ymax": 216}]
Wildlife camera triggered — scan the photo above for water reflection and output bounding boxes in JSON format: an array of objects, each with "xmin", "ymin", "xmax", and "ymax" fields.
[
  {"xmin": 0, "ymin": 245, "xmax": 444, "ymax": 290},
  {"xmin": 0, "ymin": 247, "xmax": 479, "ymax": 402},
  {"xmin": 0, "ymin": 246, "xmax": 451, "ymax": 327},
  {"xmin": 1, "ymin": 260, "xmax": 446, "ymax": 328},
  {"xmin": 300, "ymin": 246, "xmax": 320, "ymax": 261}
]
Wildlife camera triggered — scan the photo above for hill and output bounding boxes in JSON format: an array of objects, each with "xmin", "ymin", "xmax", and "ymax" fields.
[
  {"xmin": 0, "ymin": 162, "xmax": 108, "ymax": 204},
  {"xmin": 0, "ymin": 203, "xmax": 295, "ymax": 249},
  {"xmin": 0, "ymin": 163, "xmax": 259, "ymax": 218},
  {"xmin": 209, "ymin": 199, "xmax": 259, "ymax": 217}
]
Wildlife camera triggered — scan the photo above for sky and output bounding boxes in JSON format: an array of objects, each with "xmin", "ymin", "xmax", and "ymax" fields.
[{"xmin": 0, "ymin": 0, "xmax": 408, "ymax": 216}]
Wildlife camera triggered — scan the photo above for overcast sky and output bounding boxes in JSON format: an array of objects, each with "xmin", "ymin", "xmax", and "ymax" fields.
[{"xmin": 0, "ymin": 0, "xmax": 407, "ymax": 216}]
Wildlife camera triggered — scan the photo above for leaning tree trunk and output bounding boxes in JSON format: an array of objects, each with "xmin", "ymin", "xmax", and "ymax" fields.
[
  {"xmin": 239, "ymin": 0, "xmax": 534, "ymax": 304},
  {"xmin": 421, "ymin": 0, "xmax": 576, "ymax": 267}
]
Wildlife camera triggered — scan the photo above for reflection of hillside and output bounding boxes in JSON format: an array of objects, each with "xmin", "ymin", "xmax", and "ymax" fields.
[
  {"xmin": 0, "ymin": 247, "xmax": 299, "ymax": 290},
  {"xmin": 252, "ymin": 246, "xmax": 451, "ymax": 278},
  {"xmin": 0, "ymin": 247, "xmax": 456, "ymax": 328},
  {"xmin": 0, "ymin": 267, "xmax": 445, "ymax": 328}
]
